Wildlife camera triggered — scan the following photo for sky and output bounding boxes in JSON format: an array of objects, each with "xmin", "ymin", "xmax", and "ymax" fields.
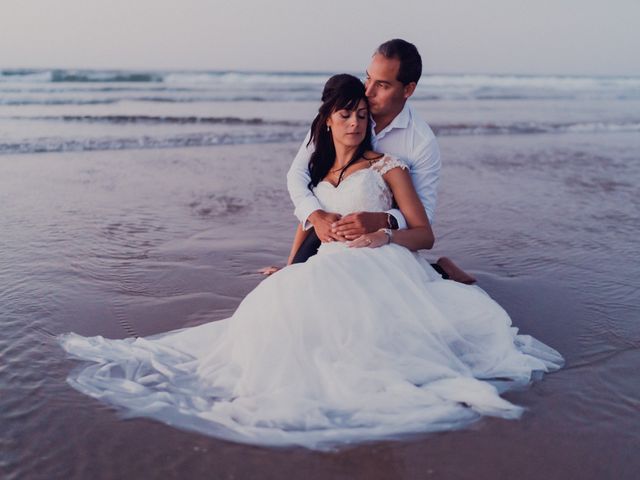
[{"xmin": 1, "ymin": 0, "xmax": 638, "ymax": 76}]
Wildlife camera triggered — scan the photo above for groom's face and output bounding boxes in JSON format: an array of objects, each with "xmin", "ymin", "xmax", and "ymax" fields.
[{"xmin": 365, "ymin": 54, "xmax": 412, "ymax": 120}]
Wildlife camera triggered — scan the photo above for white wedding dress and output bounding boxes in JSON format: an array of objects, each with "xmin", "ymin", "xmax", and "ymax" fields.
[{"xmin": 60, "ymin": 156, "xmax": 563, "ymax": 449}]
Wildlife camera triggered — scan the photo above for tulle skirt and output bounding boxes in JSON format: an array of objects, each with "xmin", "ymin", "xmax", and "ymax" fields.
[{"xmin": 61, "ymin": 242, "xmax": 563, "ymax": 449}]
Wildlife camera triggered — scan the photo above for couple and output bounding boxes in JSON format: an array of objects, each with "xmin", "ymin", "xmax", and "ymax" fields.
[
  {"xmin": 60, "ymin": 40, "xmax": 563, "ymax": 449},
  {"xmin": 265, "ymin": 39, "xmax": 473, "ymax": 283}
]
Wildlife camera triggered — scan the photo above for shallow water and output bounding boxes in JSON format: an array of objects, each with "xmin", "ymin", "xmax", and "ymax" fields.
[
  {"xmin": 1, "ymin": 125, "xmax": 639, "ymax": 477},
  {"xmin": 2, "ymin": 69, "xmax": 639, "ymax": 478}
]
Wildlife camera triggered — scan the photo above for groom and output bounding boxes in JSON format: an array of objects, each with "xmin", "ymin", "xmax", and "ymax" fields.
[{"xmin": 286, "ymin": 38, "xmax": 474, "ymax": 284}]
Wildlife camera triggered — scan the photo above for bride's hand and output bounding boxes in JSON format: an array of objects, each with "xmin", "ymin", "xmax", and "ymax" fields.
[
  {"xmin": 258, "ymin": 266, "xmax": 281, "ymax": 276},
  {"xmin": 347, "ymin": 230, "xmax": 389, "ymax": 249}
]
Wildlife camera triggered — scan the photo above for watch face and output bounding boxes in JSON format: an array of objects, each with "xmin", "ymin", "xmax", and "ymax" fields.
[{"xmin": 389, "ymin": 215, "xmax": 399, "ymax": 230}]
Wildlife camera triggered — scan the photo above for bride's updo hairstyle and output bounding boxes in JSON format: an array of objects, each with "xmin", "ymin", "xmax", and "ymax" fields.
[{"xmin": 307, "ymin": 74, "xmax": 373, "ymax": 188}]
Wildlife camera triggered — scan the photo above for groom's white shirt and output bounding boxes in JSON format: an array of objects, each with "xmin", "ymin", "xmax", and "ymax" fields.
[{"xmin": 287, "ymin": 102, "xmax": 441, "ymax": 230}]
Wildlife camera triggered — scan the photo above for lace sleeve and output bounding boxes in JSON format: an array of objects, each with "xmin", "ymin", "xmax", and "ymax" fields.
[{"xmin": 371, "ymin": 155, "xmax": 409, "ymax": 176}]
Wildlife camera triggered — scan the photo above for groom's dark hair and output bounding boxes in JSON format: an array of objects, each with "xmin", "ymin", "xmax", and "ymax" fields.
[{"xmin": 376, "ymin": 39, "xmax": 422, "ymax": 85}]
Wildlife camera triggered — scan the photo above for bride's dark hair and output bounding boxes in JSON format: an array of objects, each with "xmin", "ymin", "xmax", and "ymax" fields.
[{"xmin": 307, "ymin": 74, "xmax": 373, "ymax": 188}]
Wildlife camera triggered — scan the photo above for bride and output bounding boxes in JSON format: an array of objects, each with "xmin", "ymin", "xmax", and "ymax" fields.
[{"xmin": 61, "ymin": 74, "xmax": 563, "ymax": 449}]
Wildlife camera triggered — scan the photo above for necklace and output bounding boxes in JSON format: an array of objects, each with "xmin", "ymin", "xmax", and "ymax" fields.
[
  {"xmin": 329, "ymin": 164, "xmax": 348, "ymax": 174},
  {"xmin": 330, "ymin": 157, "xmax": 377, "ymax": 174}
]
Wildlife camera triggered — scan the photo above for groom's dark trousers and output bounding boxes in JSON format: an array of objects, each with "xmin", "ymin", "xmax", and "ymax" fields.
[
  {"xmin": 290, "ymin": 228, "xmax": 449, "ymax": 279},
  {"xmin": 290, "ymin": 229, "xmax": 322, "ymax": 264}
]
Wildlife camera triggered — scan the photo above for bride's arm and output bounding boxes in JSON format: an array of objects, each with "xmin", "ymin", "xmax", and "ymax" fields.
[
  {"xmin": 348, "ymin": 166, "xmax": 434, "ymax": 251},
  {"xmin": 260, "ymin": 224, "xmax": 311, "ymax": 276},
  {"xmin": 384, "ymin": 166, "xmax": 434, "ymax": 250}
]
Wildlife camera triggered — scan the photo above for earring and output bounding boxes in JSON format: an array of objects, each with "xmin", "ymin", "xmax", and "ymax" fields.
[{"xmin": 327, "ymin": 126, "xmax": 330, "ymax": 132}]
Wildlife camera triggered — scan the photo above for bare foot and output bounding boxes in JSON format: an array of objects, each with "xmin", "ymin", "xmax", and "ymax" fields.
[
  {"xmin": 258, "ymin": 266, "xmax": 281, "ymax": 276},
  {"xmin": 436, "ymin": 257, "xmax": 477, "ymax": 284}
]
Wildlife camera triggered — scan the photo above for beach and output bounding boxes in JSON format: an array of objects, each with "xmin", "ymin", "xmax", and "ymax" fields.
[{"xmin": 1, "ymin": 70, "xmax": 639, "ymax": 479}]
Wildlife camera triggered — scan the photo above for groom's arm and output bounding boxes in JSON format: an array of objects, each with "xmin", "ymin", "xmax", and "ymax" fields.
[
  {"xmin": 387, "ymin": 132, "xmax": 440, "ymax": 229},
  {"xmin": 287, "ymin": 131, "xmax": 322, "ymax": 230},
  {"xmin": 409, "ymin": 133, "xmax": 441, "ymax": 226}
]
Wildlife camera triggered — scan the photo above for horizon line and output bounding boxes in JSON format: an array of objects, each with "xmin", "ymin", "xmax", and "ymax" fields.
[{"xmin": 1, "ymin": 66, "xmax": 639, "ymax": 79}]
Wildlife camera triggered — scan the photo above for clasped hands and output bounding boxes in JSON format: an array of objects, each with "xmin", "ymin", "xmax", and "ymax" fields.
[
  {"xmin": 309, "ymin": 210, "xmax": 389, "ymax": 248},
  {"xmin": 258, "ymin": 210, "xmax": 390, "ymax": 276}
]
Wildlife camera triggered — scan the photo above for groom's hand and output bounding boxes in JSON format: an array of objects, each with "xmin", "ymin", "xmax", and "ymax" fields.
[
  {"xmin": 309, "ymin": 210, "xmax": 344, "ymax": 242},
  {"xmin": 332, "ymin": 212, "xmax": 388, "ymax": 240}
]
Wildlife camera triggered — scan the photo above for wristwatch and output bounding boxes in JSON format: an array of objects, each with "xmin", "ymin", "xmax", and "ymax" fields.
[
  {"xmin": 380, "ymin": 228, "xmax": 393, "ymax": 244},
  {"xmin": 386, "ymin": 213, "xmax": 399, "ymax": 230}
]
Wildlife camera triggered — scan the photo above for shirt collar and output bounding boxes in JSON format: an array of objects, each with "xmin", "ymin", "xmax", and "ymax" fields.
[{"xmin": 371, "ymin": 103, "xmax": 411, "ymax": 139}]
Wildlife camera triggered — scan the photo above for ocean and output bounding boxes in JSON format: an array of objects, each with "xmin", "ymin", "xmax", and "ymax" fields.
[
  {"xmin": 1, "ymin": 68, "xmax": 639, "ymax": 479},
  {"xmin": 2, "ymin": 68, "xmax": 640, "ymax": 155}
]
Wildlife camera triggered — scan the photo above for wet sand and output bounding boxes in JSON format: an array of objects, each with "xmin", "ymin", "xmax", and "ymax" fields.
[{"xmin": 1, "ymin": 133, "xmax": 639, "ymax": 479}]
